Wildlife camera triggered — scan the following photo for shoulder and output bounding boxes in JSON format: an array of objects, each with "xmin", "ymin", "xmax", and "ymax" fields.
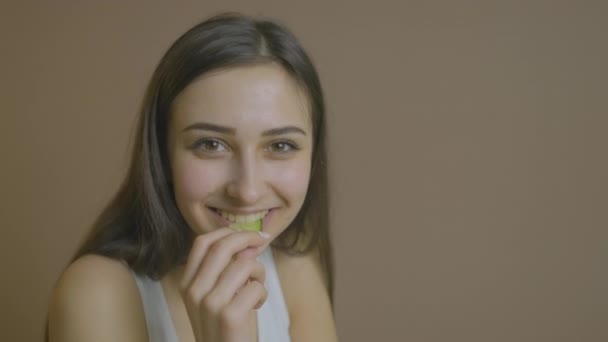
[
  {"xmin": 272, "ymin": 247, "xmax": 328, "ymax": 315},
  {"xmin": 272, "ymin": 248, "xmax": 338, "ymax": 341},
  {"xmin": 273, "ymin": 247, "xmax": 325, "ymax": 287},
  {"xmin": 47, "ymin": 254, "xmax": 148, "ymax": 342}
]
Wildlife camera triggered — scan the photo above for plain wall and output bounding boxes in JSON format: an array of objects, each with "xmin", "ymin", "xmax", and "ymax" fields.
[{"xmin": 1, "ymin": 1, "xmax": 607, "ymax": 341}]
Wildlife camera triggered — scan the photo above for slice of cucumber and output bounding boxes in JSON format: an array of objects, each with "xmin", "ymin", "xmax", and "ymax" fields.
[{"xmin": 230, "ymin": 219, "xmax": 263, "ymax": 232}]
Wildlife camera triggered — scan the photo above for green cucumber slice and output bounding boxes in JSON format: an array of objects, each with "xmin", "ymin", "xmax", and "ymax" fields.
[{"xmin": 230, "ymin": 219, "xmax": 263, "ymax": 232}]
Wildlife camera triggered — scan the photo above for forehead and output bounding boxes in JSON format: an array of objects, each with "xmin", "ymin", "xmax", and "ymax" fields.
[{"xmin": 170, "ymin": 63, "xmax": 311, "ymax": 132}]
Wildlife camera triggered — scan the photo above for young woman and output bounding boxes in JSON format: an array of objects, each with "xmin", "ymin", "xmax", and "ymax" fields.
[{"xmin": 47, "ymin": 12, "xmax": 337, "ymax": 342}]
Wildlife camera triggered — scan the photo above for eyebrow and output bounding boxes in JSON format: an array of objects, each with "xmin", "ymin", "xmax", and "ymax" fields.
[{"xmin": 182, "ymin": 122, "xmax": 307, "ymax": 136}]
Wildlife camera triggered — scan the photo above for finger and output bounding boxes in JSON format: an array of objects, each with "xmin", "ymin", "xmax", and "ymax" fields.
[
  {"xmin": 229, "ymin": 280, "xmax": 268, "ymax": 313},
  {"xmin": 181, "ymin": 227, "xmax": 234, "ymax": 289},
  {"xmin": 235, "ymin": 247, "xmax": 258, "ymax": 259},
  {"xmin": 186, "ymin": 231, "xmax": 269, "ymax": 301},
  {"xmin": 206, "ymin": 259, "xmax": 266, "ymax": 308}
]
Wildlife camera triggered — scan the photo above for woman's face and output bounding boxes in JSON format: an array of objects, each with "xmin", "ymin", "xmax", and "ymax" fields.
[{"xmin": 167, "ymin": 64, "xmax": 313, "ymax": 246}]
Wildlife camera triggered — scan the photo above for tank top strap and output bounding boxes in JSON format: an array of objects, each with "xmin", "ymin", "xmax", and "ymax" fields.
[
  {"xmin": 256, "ymin": 247, "xmax": 292, "ymax": 342},
  {"xmin": 129, "ymin": 270, "xmax": 179, "ymax": 342}
]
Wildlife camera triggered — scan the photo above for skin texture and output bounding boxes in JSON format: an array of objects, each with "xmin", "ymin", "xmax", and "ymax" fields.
[
  {"xmin": 168, "ymin": 63, "xmax": 313, "ymax": 246},
  {"xmin": 48, "ymin": 63, "xmax": 338, "ymax": 342}
]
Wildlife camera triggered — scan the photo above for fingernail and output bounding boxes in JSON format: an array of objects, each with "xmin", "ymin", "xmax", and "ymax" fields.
[{"xmin": 258, "ymin": 231, "xmax": 271, "ymax": 239}]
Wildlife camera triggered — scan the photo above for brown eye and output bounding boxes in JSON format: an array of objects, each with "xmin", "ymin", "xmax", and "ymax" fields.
[
  {"xmin": 191, "ymin": 138, "xmax": 228, "ymax": 152},
  {"xmin": 268, "ymin": 140, "xmax": 299, "ymax": 153}
]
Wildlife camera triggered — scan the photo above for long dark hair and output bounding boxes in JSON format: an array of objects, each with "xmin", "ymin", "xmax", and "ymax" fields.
[{"xmin": 72, "ymin": 13, "xmax": 333, "ymax": 297}]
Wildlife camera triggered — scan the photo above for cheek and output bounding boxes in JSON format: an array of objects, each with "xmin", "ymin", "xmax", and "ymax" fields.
[
  {"xmin": 268, "ymin": 160, "xmax": 311, "ymax": 203},
  {"xmin": 172, "ymin": 158, "xmax": 221, "ymax": 201}
]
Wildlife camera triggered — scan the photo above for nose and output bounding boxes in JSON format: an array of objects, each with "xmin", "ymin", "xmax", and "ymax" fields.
[{"xmin": 225, "ymin": 153, "xmax": 265, "ymax": 204}]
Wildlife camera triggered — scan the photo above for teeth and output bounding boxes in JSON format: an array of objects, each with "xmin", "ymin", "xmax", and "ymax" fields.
[{"xmin": 217, "ymin": 209, "xmax": 269, "ymax": 223}]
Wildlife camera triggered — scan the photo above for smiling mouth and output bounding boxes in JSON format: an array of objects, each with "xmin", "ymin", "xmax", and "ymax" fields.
[{"xmin": 208, "ymin": 207, "xmax": 272, "ymax": 224}]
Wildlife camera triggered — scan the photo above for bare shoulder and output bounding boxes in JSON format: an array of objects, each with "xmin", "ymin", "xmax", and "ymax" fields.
[
  {"xmin": 47, "ymin": 254, "xmax": 148, "ymax": 342},
  {"xmin": 272, "ymin": 248, "xmax": 338, "ymax": 342}
]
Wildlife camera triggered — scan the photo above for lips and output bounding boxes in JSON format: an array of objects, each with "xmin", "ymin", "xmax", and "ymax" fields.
[
  {"xmin": 261, "ymin": 208, "xmax": 275, "ymax": 231},
  {"xmin": 208, "ymin": 207, "xmax": 232, "ymax": 226}
]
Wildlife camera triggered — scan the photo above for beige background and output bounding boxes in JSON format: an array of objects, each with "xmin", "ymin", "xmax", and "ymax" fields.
[{"xmin": 1, "ymin": 1, "xmax": 607, "ymax": 341}]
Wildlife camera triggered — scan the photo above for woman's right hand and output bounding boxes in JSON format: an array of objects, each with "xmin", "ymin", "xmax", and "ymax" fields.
[{"xmin": 179, "ymin": 227, "xmax": 270, "ymax": 342}]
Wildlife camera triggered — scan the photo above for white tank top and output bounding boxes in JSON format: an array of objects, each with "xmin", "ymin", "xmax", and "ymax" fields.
[{"xmin": 130, "ymin": 247, "xmax": 291, "ymax": 342}]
